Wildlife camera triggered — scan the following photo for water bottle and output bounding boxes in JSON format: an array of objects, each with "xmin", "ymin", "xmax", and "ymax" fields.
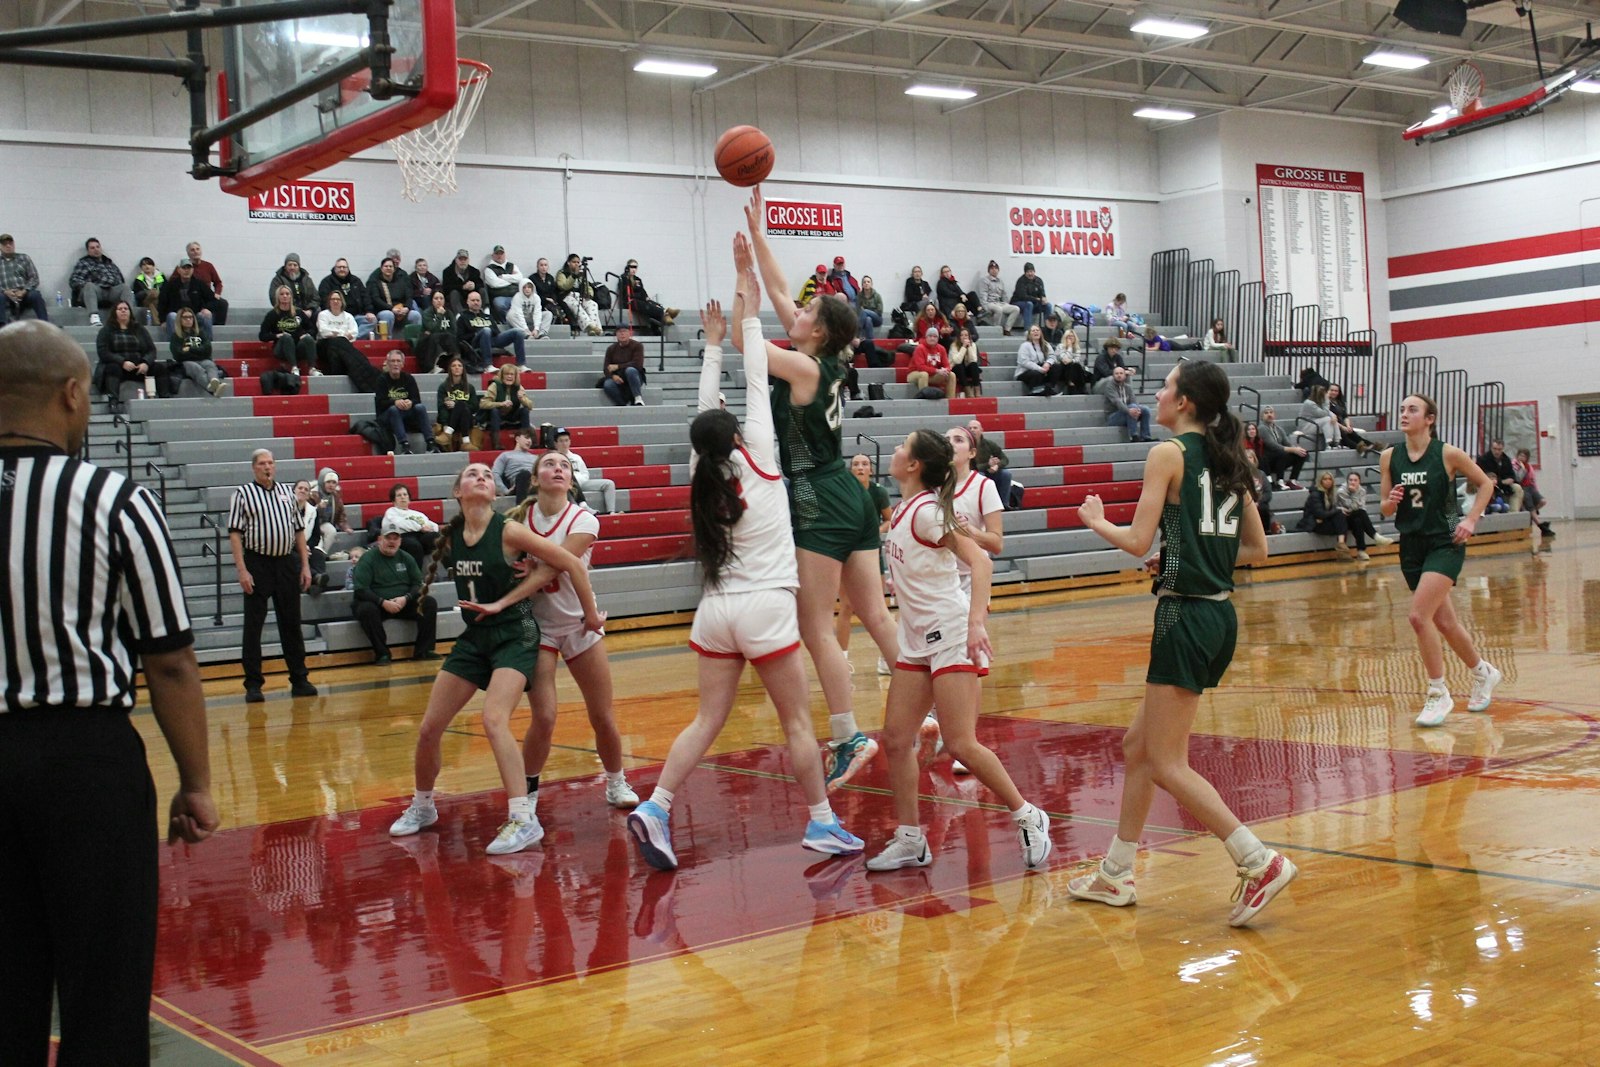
[
  {"xmin": 55, "ymin": 290, "xmax": 63, "ymax": 307},
  {"xmin": 240, "ymin": 360, "xmax": 249, "ymax": 377}
]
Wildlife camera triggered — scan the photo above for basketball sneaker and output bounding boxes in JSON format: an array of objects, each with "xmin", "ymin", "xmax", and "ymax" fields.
[
  {"xmin": 486, "ymin": 815, "xmax": 544, "ymax": 855},
  {"xmin": 1067, "ymin": 863, "xmax": 1137, "ymax": 906},
  {"xmin": 1017, "ymin": 805, "xmax": 1053, "ymax": 870},
  {"xmin": 824, "ymin": 732, "xmax": 879, "ymax": 792},
  {"xmin": 952, "ymin": 759, "xmax": 971, "ymax": 775},
  {"xmin": 605, "ymin": 778, "xmax": 641, "ymax": 809},
  {"xmin": 876, "ymin": 656, "xmax": 892, "ymax": 676},
  {"xmin": 866, "ymin": 830, "xmax": 933, "ymax": 871},
  {"xmin": 388, "ymin": 802, "xmax": 438, "ymax": 837},
  {"xmin": 1415, "ymin": 686, "xmax": 1453, "ymax": 728},
  {"xmin": 802, "ymin": 819, "xmax": 865, "ymax": 856},
  {"xmin": 1229, "ymin": 850, "xmax": 1298, "ymax": 927},
  {"xmin": 627, "ymin": 800, "xmax": 677, "ymax": 870},
  {"xmin": 1467, "ymin": 662, "xmax": 1502, "ymax": 713},
  {"xmin": 916, "ymin": 715, "xmax": 941, "ymax": 768}
]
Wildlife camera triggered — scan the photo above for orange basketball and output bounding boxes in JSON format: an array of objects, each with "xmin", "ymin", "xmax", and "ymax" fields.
[{"xmin": 714, "ymin": 125, "xmax": 774, "ymax": 187}]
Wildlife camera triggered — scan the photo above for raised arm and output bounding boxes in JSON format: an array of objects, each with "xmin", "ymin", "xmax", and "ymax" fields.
[
  {"xmin": 698, "ymin": 300, "xmax": 727, "ymax": 414},
  {"xmin": 742, "ymin": 186, "xmax": 796, "ymax": 334},
  {"xmin": 731, "ymin": 232, "xmax": 820, "ymax": 397}
]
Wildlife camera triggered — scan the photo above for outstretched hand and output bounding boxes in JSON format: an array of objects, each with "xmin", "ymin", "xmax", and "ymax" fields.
[
  {"xmin": 743, "ymin": 185, "xmax": 766, "ymax": 237},
  {"xmin": 458, "ymin": 599, "xmax": 504, "ymax": 621},
  {"xmin": 702, "ymin": 299, "xmax": 727, "ymax": 346}
]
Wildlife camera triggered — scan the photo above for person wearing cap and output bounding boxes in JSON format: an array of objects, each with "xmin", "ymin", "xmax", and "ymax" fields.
[
  {"xmin": 552, "ymin": 428, "xmax": 618, "ymax": 514},
  {"xmin": 491, "ymin": 425, "xmax": 541, "ymax": 498},
  {"xmin": 1011, "ymin": 262, "xmax": 1050, "ymax": 331},
  {"xmin": 0, "ymin": 233, "xmax": 49, "ymax": 325},
  {"xmin": 599, "ymin": 323, "xmax": 647, "ymax": 406},
  {"xmin": 796, "ymin": 263, "xmax": 838, "ymax": 306},
  {"xmin": 977, "ymin": 260, "xmax": 1019, "ymax": 336},
  {"xmin": 483, "ymin": 245, "xmax": 524, "ymax": 323},
  {"xmin": 267, "ymin": 252, "xmax": 318, "ymax": 311},
  {"xmin": 1092, "ymin": 337, "xmax": 1128, "ymax": 383},
  {"xmin": 442, "ymin": 248, "xmax": 483, "ymax": 315},
  {"xmin": 350, "ymin": 516, "xmax": 438, "ymax": 665},
  {"xmin": 616, "ymin": 259, "xmax": 677, "ymax": 334},
  {"xmin": 826, "ymin": 255, "xmax": 858, "ymax": 303},
  {"xmin": 158, "ymin": 259, "xmax": 217, "ymax": 340},
  {"xmin": 184, "ymin": 241, "xmax": 229, "ymax": 325}
]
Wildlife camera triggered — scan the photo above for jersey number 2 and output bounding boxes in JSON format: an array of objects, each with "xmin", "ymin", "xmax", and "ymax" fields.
[{"xmin": 1197, "ymin": 470, "xmax": 1240, "ymax": 537}]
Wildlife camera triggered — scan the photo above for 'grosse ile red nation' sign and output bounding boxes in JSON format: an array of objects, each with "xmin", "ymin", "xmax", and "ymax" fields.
[
  {"xmin": 1006, "ymin": 199, "xmax": 1119, "ymax": 258},
  {"xmin": 248, "ymin": 180, "xmax": 357, "ymax": 223}
]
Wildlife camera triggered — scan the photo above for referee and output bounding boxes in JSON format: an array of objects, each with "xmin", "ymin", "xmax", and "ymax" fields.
[
  {"xmin": 228, "ymin": 448, "xmax": 317, "ymax": 702},
  {"xmin": 0, "ymin": 319, "xmax": 217, "ymax": 1063}
]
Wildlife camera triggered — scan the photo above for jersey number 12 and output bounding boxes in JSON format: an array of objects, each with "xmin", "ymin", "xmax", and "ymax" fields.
[{"xmin": 1197, "ymin": 470, "xmax": 1240, "ymax": 537}]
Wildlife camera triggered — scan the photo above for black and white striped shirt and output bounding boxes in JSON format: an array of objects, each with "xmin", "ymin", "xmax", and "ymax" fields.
[
  {"xmin": 2, "ymin": 446, "xmax": 193, "ymax": 712},
  {"xmin": 227, "ymin": 478, "xmax": 304, "ymax": 557}
]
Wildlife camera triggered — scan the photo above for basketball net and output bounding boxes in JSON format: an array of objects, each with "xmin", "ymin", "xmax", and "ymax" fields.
[
  {"xmin": 1446, "ymin": 61, "xmax": 1484, "ymax": 114},
  {"xmin": 392, "ymin": 59, "xmax": 491, "ymax": 201}
]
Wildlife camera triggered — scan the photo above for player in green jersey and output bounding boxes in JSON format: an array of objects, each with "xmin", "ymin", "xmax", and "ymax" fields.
[
  {"xmin": 1379, "ymin": 394, "xmax": 1501, "ymax": 728},
  {"xmin": 1068, "ymin": 360, "xmax": 1298, "ymax": 928},
  {"xmin": 389, "ymin": 462, "xmax": 605, "ymax": 856},
  {"xmin": 739, "ymin": 204, "xmax": 900, "ymax": 792}
]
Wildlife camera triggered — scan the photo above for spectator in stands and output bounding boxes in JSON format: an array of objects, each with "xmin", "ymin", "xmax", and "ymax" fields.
[
  {"xmin": 382, "ymin": 483, "xmax": 439, "ymax": 568},
  {"xmin": 1095, "ymin": 364, "xmax": 1152, "ymax": 441},
  {"xmin": 1054, "ymin": 323, "xmax": 1090, "ymax": 396},
  {"xmin": 131, "ymin": 257, "xmax": 163, "ymax": 324},
  {"xmin": 949, "ymin": 326, "xmax": 983, "ymax": 399},
  {"xmin": 1297, "ymin": 470, "xmax": 1353, "ymax": 558},
  {"xmin": 1011, "ymin": 263, "xmax": 1050, "ymax": 331},
  {"xmin": 415, "ymin": 290, "xmax": 455, "ymax": 372},
  {"xmin": 315, "ymin": 468, "xmax": 351, "ymax": 560},
  {"xmin": 316, "ymin": 291, "xmax": 382, "ymax": 391},
  {"xmin": 797, "ymin": 264, "xmax": 835, "ymax": 306},
  {"xmin": 1104, "ymin": 293, "xmax": 1135, "ymax": 334},
  {"xmin": 1513, "ymin": 449, "xmax": 1553, "ymax": 538},
  {"xmin": 907, "ymin": 328, "xmax": 954, "ymax": 399},
  {"xmin": 1247, "ymin": 451, "xmax": 1280, "ymax": 535},
  {"xmin": 935, "ymin": 265, "xmax": 966, "ymax": 317},
  {"xmin": 1092, "ymin": 337, "xmax": 1127, "ymax": 383},
  {"xmin": 482, "ymin": 244, "xmax": 524, "ymax": 323},
  {"xmin": 267, "ymin": 252, "xmax": 318, "ymax": 311},
  {"xmin": 261, "ymin": 284, "xmax": 316, "ymax": 374},
  {"xmin": 1477, "ymin": 439, "xmax": 1522, "ymax": 513},
  {"xmin": 480, "ymin": 362, "xmax": 535, "ymax": 441},
  {"xmin": 367, "ymin": 257, "xmax": 420, "ymax": 334},
  {"xmin": 293, "ymin": 479, "xmax": 329, "ymax": 590},
  {"xmin": 433, "ymin": 355, "xmax": 477, "ymax": 452},
  {"xmin": 600, "ymin": 323, "xmax": 647, "ymax": 406},
  {"xmin": 158, "ymin": 260, "xmax": 216, "ymax": 340},
  {"xmin": 553, "ymin": 428, "xmax": 618, "ymax": 514},
  {"xmin": 1258, "ymin": 405, "xmax": 1307, "ymax": 490},
  {"xmin": 229, "ymin": 448, "xmax": 315, "ymax": 701},
  {"xmin": 458, "ymin": 289, "xmax": 524, "ymax": 371},
  {"xmin": 0, "ymin": 232, "xmax": 49, "ymax": 325},
  {"xmin": 1203, "ymin": 317, "xmax": 1233, "ymax": 357},
  {"xmin": 976, "ymin": 260, "xmax": 1019, "ymax": 336},
  {"xmin": 442, "ymin": 248, "xmax": 483, "ymax": 315},
  {"xmin": 507, "ymin": 279, "xmax": 552, "ymax": 343},
  {"xmin": 70, "ymin": 237, "xmax": 135, "ymax": 326},
  {"xmin": 1294, "ymin": 365, "xmax": 1330, "ymax": 401},
  {"xmin": 827, "ymin": 256, "xmax": 859, "ymax": 303},
  {"xmin": 1243, "ymin": 420, "xmax": 1264, "ymax": 466},
  {"xmin": 351, "ymin": 517, "xmax": 439, "ymax": 664},
  {"xmin": 1297, "ymin": 383, "xmax": 1340, "ymax": 451},
  {"xmin": 856, "ymin": 275, "xmax": 884, "ymax": 341},
  {"xmin": 1336, "ymin": 471, "xmax": 1389, "ymax": 560},
  {"xmin": 183, "ymin": 241, "xmax": 228, "ymax": 325},
  {"xmin": 1324, "ymin": 383, "xmax": 1373, "ymax": 455},
  {"xmin": 557, "ymin": 253, "xmax": 603, "ymax": 336},
  {"xmin": 948, "ymin": 302, "xmax": 981, "ymax": 345},
  {"xmin": 492, "ymin": 425, "xmax": 540, "ymax": 497},
  {"xmin": 319, "ymin": 259, "xmax": 377, "ymax": 339},
  {"xmin": 376, "ymin": 349, "xmax": 428, "ymax": 454},
  {"xmin": 96, "ymin": 299, "xmax": 171, "ymax": 400},
  {"xmin": 409, "ymin": 257, "xmax": 441, "ymax": 308},
  {"xmin": 901, "ymin": 266, "xmax": 932, "ymax": 312},
  {"xmin": 967, "ymin": 418, "xmax": 1015, "ymax": 510},
  {"xmin": 617, "ymin": 259, "xmax": 677, "ymax": 334},
  {"xmin": 912, "ymin": 300, "xmax": 952, "ymax": 346},
  {"xmin": 169, "ymin": 307, "xmax": 225, "ymax": 397},
  {"xmin": 1015, "ymin": 324, "xmax": 1066, "ymax": 396},
  {"xmin": 529, "ymin": 257, "xmax": 566, "ymax": 330}
]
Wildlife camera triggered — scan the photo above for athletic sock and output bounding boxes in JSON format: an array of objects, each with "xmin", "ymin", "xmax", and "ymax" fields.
[
  {"xmin": 808, "ymin": 801, "xmax": 836, "ymax": 825},
  {"xmin": 414, "ymin": 789, "xmax": 436, "ymax": 808},
  {"xmin": 896, "ymin": 824, "xmax": 926, "ymax": 842},
  {"xmin": 1471, "ymin": 660, "xmax": 1491, "ymax": 675},
  {"xmin": 524, "ymin": 774, "xmax": 540, "ymax": 797},
  {"xmin": 1009, "ymin": 802, "xmax": 1035, "ymax": 824},
  {"xmin": 605, "ymin": 769, "xmax": 626, "ymax": 785},
  {"xmin": 829, "ymin": 713, "xmax": 861, "ymax": 742},
  {"xmin": 1223, "ymin": 826, "xmax": 1267, "ymax": 870},
  {"xmin": 508, "ymin": 795, "xmax": 533, "ymax": 821},
  {"xmin": 649, "ymin": 787, "xmax": 674, "ymax": 814},
  {"xmin": 1105, "ymin": 835, "xmax": 1138, "ymax": 875},
  {"xmin": 1427, "ymin": 676, "xmax": 1447, "ymax": 692}
]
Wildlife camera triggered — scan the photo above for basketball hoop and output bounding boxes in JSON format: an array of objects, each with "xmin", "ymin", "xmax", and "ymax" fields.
[
  {"xmin": 1446, "ymin": 61, "xmax": 1484, "ymax": 113},
  {"xmin": 392, "ymin": 58, "xmax": 491, "ymax": 201}
]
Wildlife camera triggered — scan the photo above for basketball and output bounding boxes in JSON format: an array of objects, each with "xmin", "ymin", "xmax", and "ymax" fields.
[{"xmin": 714, "ymin": 125, "xmax": 774, "ymax": 187}]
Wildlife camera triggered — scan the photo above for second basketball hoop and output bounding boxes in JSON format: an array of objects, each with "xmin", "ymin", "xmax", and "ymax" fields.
[
  {"xmin": 392, "ymin": 58, "xmax": 492, "ymax": 201},
  {"xmin": 1446, "ymin": 61, "xmax": 1484, "ymax": 113}
]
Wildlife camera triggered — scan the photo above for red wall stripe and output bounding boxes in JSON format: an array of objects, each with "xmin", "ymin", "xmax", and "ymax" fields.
[
  {"xmin": 1388, "ymin": 226, "xmax": 1600, "ymax": 279},
  {"xmin": 1390, "ymin": 298, "xmax": 1595, "ymax": 344}
]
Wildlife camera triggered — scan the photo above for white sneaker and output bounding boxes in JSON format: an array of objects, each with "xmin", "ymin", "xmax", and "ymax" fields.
[
  {"xmin": 952, "ymin": 759, "xmax": 971, "ymax": 775},
  {"xmin": 1356, "ymin": 550, "xmax": 1370, "ymax": 561},
  {"xmin": 388, "ymin": 802, "xmax": 438, "ymax": 836},
  {"xmin": 310, "ymin": 368, "xmax": 324, "ymax": 376},
  {"xmin": 605, "ymin": 777, "xmax": 640, "ymax": 809},
  {"xmin": 1467, "ymin": 663, "xmax": 1502, "ymax": 713},
  {"xmin": 486, "ymin": 815, "xmax": 545, "ymax": 855},
  {"xmin": 1373, "ymin": 533, "xmax": 1394, "ymax": 546},
  {"xmin": 866, "ymin": 831, "xmax": 932, "ymax": 871},
  {"xmin": 1415, "ymin": 687, "xmax": 1453, "ymax": 728},
  {"xmin": 1017, "ymin": 805, "xmax": 1052, "ymax": 870},
  {"xmin": 876, "ymin": 656, "xmax": 892, "ymax": 676},
  {"xmin": 207, "ymin": 378, "xmax": 225, "ymax": 396},
  {"xmin": 88, "ymin": 313, "xmax": 101, "ymax": 326},
  {"xmin": 1229, "ymin": 850, "xmax": 1298, "ymax": 927},
  {"xmin": 632, "ymin": 396, "xmax": 645, "ymax": 406},
  {"xmin": 1067, "ymin": 863, "xmax": 1137, "ymax": 906}
]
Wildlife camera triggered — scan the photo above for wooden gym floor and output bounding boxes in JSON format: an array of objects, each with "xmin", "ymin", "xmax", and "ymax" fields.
[{"xmin": 129, "ymin": 524, "xmax": 1599, "ymax": 1067}]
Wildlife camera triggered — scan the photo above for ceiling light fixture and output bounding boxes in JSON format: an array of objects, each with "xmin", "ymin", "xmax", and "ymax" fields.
[
  {"xmin": 1130, "ymin": 16, "xmax": 1207, "ymax": 39},
  {"xmin": 905, "ymin": 85, "xmax": 977, "ymax": 100},
  {"xmin": 1363, "ymin": 50, "xmax": 1430, "ymax": 70},
  {"xmin": 1134, "ymin": 106, "xmax": 1196, "ymax": 121},
  {"xmin": 633, "ymin": 58, "xmax": 718, "ymax": 78}
]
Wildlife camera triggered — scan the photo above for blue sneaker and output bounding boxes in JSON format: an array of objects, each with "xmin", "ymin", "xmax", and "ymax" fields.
[
  {"xmin": 824, "ymin": 732, "xmax": 879, "ymax": 793},
  {"xmin": 802, "ymin": 819, "xmax": 865, "ymax": 855},
  {"xmin": 627, "ymin": 801, "xmax": 677, "ymax": 871}
]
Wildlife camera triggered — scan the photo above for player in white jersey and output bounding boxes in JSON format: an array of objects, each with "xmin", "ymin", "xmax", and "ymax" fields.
[
  {"xmin": 865, "ymin": 429, "xmax": 1052, "ymax": 874},
  {"xmin": 626, "ymin": 268, "xmax": 864, "ymax": 871},
  {"xmin": 508, "ymin": 451, "xmax": 639, "ymax": 818}
]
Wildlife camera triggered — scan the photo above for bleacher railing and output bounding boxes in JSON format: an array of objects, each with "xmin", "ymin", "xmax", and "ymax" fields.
[
  {"xmin": 198, "ymin": 514, "xmax": 225, "ymax": 627},
  {"xmin": 110, "ymin": 412, "xmax": 133, "ymax": 479}
]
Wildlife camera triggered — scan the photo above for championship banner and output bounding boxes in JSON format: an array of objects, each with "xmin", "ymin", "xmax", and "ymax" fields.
[
  {"xmin": 1256, "ymin": 164, "xmax": 1370, "ymax": 332},
  {"xmin": 248, "ymin": 180, "xmax": 358, "ymax": 224},
  {"xmin": 765, "ymin": 199, "xmax": 844, "ymax": 239},
  {"xmin": 1005, "ymin": 199, "xmax": 1119, "ymax": 258}
]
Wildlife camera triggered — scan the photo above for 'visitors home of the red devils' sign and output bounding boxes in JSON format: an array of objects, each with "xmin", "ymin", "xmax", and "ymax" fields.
[
  {"xmin": 765, "ymin": 199, "xmax": 844, "ymax": 238},
  {"xmin": 248, "ymin": 180, "xmax": 357, "ymax": 223},
  {"xmin": 1005, "ymin": 198, "xmax": 1119, "ymax": 258}
]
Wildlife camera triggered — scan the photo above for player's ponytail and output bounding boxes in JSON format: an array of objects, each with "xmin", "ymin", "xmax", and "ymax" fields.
[
  {"xmin": 812, "ymin": 293, "xmax": 859, "ymax": 358},
  {"xmin": 907, "ymin": 428, "xmax": 959, "ymax": 535},
  {"xmin": 689, "ymin": 410, "xmax": 743, "ymax": 587},
  {"xmin": 1174, "ymin": 360, "xmax": 1254, "ymax": 501}
]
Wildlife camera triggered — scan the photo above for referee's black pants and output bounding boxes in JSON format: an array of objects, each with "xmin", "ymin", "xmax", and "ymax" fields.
[
  {"xmin": 242, "ymin": 549, "xmax": 309, "ymax": 690},
  {"xmin": 0, "ymin": 708, "xmax": 158, "ymax": 1065}
]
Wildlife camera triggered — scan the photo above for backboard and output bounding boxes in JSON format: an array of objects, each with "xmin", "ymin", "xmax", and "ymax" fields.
[{"xmin": 216, "ymin": 0, "xmax": 458, "ymax": 196}]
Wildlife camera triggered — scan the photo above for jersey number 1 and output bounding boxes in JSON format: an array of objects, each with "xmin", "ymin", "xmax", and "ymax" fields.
[{"xmin": 1197, "ymin": 470, "xmax": 1240, "ymax": 537}]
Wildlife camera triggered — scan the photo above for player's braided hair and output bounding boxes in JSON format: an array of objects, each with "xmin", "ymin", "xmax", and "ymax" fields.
[{"xmin": 419, "ymin": 467, "xmax": 471, "ymax": 600}]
